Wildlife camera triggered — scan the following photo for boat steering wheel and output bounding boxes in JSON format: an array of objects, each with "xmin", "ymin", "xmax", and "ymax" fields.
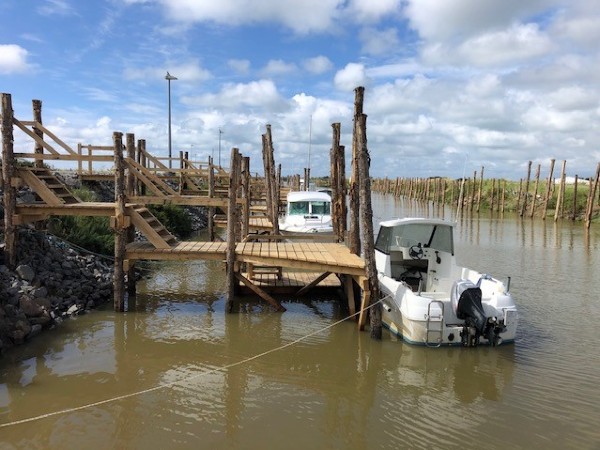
[{"xmin": 409, "ymin": 244, "xmax": 424, "ymax": 260}]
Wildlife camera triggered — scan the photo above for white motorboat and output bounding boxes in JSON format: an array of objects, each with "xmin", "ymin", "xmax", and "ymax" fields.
[
  {"xmin": 375, "ymin": 218, "xmax": 518, "ymax": 347},
  {"xmin": 279, "ymin": 191, "xmax": 333, "ymax": 234}
]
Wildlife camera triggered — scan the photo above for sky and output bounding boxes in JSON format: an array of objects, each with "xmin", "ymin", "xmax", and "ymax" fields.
[{"xmin": 1, "ymin": 0, "xmax": 599, "ymax": 180}]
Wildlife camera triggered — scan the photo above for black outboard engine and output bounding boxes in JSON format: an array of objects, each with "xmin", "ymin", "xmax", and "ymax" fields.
[{"xmin": 452, "ymin": 280, "xmax": 505, "ymax": 347}]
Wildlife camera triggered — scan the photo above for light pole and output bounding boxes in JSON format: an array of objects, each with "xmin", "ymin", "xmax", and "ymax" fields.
[
  {"xmin": 165, "ymin": 71, "xmax": 177, "ymax": 169},
  {"xmin": 218, "ymin": 128, "xmax": 223, "ymax": 167}
]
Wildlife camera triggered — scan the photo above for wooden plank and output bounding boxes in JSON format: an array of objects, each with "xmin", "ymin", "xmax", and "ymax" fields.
[{"xmin": 296, "ymin": 272, "xmax": 331, "ymax": 296}]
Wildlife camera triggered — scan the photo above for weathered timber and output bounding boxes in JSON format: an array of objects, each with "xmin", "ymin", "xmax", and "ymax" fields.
[
  {"xmin": 542, "ymin": 159, "xmax": 556, "ymax": 220},
  {"xmin": 226, "ymin": 148, "xmax": 241, "ymax": 312},
  {"xmin": 554, "ymin": 160, "xmax": 567, "ymax": 222},
  {"xmin": 1, "ymin": 93, "xmax": 17, "ymax": 268},
  {"xmin": 348, "ymin": 87, "xmax": 363, "ymax": 256},
  {"xmin": 113, "ymin": 132, "xmax": 126, "ymax": 312}
]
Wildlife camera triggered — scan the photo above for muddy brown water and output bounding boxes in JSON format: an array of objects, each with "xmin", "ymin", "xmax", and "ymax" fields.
[{"xmin": 1, "ymin": 195, "xmax": 600, "ymax": 449}]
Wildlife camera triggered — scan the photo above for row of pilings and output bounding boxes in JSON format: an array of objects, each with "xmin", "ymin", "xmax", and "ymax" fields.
[{"xmin": 372, "ymin": 159, "xmax": 600, "ymax": 228}]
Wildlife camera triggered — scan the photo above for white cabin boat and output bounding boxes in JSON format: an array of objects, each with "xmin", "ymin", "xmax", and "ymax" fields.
[
  {"xmin": 375, "ymin": 218, "xmax": 518, "ymax": 347},
  {"xmin": 279, "ymin": 191, "xmax": 333, "ymax": 234}
]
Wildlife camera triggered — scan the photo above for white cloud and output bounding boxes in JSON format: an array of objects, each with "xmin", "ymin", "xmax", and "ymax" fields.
[
  {"xmin": 423, "ymin": 23, "xmax": 553, "ymax": 67},
  {"xmin": 228, "ymin": 59, "xmax": 251, "ymax": 74},
  {"xmin": 303, "ymin": 56, "xmax": 333, "ymax": 74},
  {"xmin": 123, "ymin": 60, "xmax": 212, "ymax": 82},
  {"xmin": 346, "ymin": 0, "xmax": 401, "ymax": 23},
  {"xmin": 404, "ymin": 0, "xmax": 556, "ymax": 41},
  {"xmin": 261, "ymin": 59, "xmax": 297, "ymax": 77},
  {"xmin": 36, "ymin": 0, "xmax": 75, "ymax": 16},
  {"xmin": 156, "ymin": 0, "xmax": 343, "ymax": 33},
  {"xmin": 0, "ymin": 44, "xmax": 33, "ymax": 74},
  {"xmin": 181, "ymin": 79, "xmax": 288, "ymax": 112},
  {"xmin": 360, "ymin": 27, "xmax": 400, "ymax": 56},
  {"xmin": 334, "ymin": 63, "xmax": 368, "ymax": 91}
]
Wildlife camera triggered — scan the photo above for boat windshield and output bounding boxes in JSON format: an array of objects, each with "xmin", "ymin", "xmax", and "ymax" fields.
[
  {"xmin": 375, "ymin": 223, "xmax": 454, "ymax": 255},
  {"xmin": 288, "ymin": 201, "xmax": 331, "ymax": 215}
]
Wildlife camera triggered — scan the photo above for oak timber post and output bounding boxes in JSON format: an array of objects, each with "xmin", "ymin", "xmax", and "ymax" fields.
[
  {"xmin": 125, "ymin": 133, "xmax": 136, "ymax": 306},
  {"xmin": 348, "ymin": 86, "xmax": 363, "ymax": 256},
  {"xmin": 208, "ymin": 156, "xmax": 215, "ymax": 241}
]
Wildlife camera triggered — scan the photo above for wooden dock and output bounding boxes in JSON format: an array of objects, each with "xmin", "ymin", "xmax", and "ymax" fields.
[{"xmin": 2, "ymin": 91, "xmax": 379, "ymax": 334}]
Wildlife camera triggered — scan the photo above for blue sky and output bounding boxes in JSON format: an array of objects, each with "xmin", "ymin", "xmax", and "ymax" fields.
[{"xmin": 1, "ymin": 0, "xmax": 599, "ymax": 179}]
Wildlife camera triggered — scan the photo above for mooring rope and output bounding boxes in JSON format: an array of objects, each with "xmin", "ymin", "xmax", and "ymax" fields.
[{"xmin": 0, "ymin": 297, "xmax": 385, "ymax": 429}]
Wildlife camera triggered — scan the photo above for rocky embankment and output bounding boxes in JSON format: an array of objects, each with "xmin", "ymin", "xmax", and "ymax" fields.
[{"xmin": 0, "ymin": 229, "xmax": 114, "ymax": 353}]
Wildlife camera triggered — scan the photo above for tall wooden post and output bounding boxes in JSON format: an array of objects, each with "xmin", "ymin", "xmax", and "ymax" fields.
[
  {"xmin": 520, "ymin": 161, "xmax": 532, "ymax": 217},
  {"xmin": 476, "ymin": 166, "xmax": 484, "ymax": 213},
  {"xmin": 261, "ymin": 133, "xmax": 273, "ymax": 227},
  {"xmin": 585, "ymin": 163, "xmax": 600, "ymax": 229},
  {"xmin": 32, "ymin": 99, "xmax": 44, "ymax": 169},
  {"xmin": 241, "ymin": 156, "xmax": 250, "ymax": 239},
  {"xmin": 1, "ymin": 93, "xmax": 17, "ymax": 269},
  {"xmin": 339, "ymin": 144, "xmax": 347, "ymax": 240},
  {"xmin": 355, "ymin": 113, "xmax": 381, "ymax": 339},
  {"xmin": 348, "ymin": 87, "xmax": 363, "ymax": 255},
  {"xmin": 139, "ymin": 139, "xmax": 147, "ymax": 196},
  {"xmin": 554, "ymin": 160, "xmax": 567, "ymax": 222},
  {"xmin": 265, "ymin": 125, "xmax": 279, "ymax": 234},
  {"xmin": 530, "ymin": 164, "xmax": 541, "ymax": 218},
  {"xmin": 208, "ymin": 156, "xmax": 215, "ymax": 241},
  {"xmin": 125, "ymin": 133, "xmax": 136, "ymax": 307},
  {"xmin": 542, "ymin": 159, "xmax": 556, "ymax": 220},
  {"xmin": 113, "ymin": 132, "xmax": 126, "ymax": 312},
  {"xmin": 226, "ymin": 148, "xmax": 241, "ymax": 313},
  {"xmin": 572, "ymin": 175, "xmax": 578, "ymax": 220},
  {"xmin": 330, "ymin": 122, "xmax": 342, "ymax": 242}
]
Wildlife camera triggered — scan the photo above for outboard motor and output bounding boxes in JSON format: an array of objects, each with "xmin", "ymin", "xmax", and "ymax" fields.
[{"xmin": 452, "ymin": 280, "xmax": 505, "ymax": 347}]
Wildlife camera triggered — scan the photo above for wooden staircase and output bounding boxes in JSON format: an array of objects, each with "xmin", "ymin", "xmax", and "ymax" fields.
[
  {"xmin": 127, "ymin": 205, "xmax": 178, "ymax": 249},
  {"xmin": 17, "ymin": 167, "xmax": 81, "ymax": 205},
  {"xmin": 125, "ymin": 158, "xmax": 178, "ymax": 197}
]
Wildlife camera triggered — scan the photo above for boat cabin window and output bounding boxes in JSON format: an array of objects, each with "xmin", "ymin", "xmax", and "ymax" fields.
[
  {"xmin": 375, "ymin": 223, "xmax": 454, "ymax": 255},
  {"xmin": 311, "ymin": 201, "xmax": 331, "ymax": 215},
  {"xmin": 289, "ymin": 201, "xmax": 331, "ymax": 215},
  {"xmin": 289, "ymin": 201, "xmax": 309, "ymax": 215}
]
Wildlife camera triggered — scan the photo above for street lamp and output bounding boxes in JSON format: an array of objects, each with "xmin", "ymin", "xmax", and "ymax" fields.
[{"xmin": 165, "ymin": 71, "xmax": 177, "ymax": 169}]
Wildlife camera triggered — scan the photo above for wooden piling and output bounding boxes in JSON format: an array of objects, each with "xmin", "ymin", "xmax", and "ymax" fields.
[
  {"xmin": 264, "ymin": 125, "xmax": 280, "ymax": 234},
  {"xmin": 1, "ymin": 93, "xmax": 17, "ymax": 269},
  {"xmin": 348, "ymin": 87, "xmax": 363, "ymax": 256},
  {"xmin": 226, "ymin": 148, "xmax": 241, "ymax": 313},
  {"xmin": 520, "ymin": 161, "xmax": 532, "ymax": 217},
  {"xmin": 354, "ymin": 112, "xmax": 381, "ymax": 339},
  {"xmin": 125, "ymin": 133, "xmax": 137, "ymax": 306},
  {"xmin": 530, "ymin": 164, "xmax": 541, "ymax": 218},
  {"xmin": 554, "ymin": 160, "xmax": 567, "ymax": 222},
  {"xmin": 241, "ymin": 156, "xmax": 250, "ymax": 238},
  {"xmin": 572, "ymin": 175, "xmax": 578, "ymax": 220},
  {"xmin": 476, "ymin": 166, "xmax": 484, "ymax": 213},
  {"xmin": 208, "ymin": 156, "xmax": 215, "ymax": 241},
  {"xmin": 113, "ymin": 131, "xmax": 126, "ymax": 312},
  {"xmin": 542, "ymin": 159, "xmax": 556, "ymax": 220},
  {"xmin": 585, "ymin": 163, "xmax": 600, "ymax": 229},
  {"xmin": 330, "ymin": 122, "xmax": 343, "ymax": 242}
]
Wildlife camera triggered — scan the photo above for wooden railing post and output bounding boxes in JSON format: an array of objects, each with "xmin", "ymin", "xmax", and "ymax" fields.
[{"xmin": 208, "ymin": 156, "xmax": 215, "ymax": 241}]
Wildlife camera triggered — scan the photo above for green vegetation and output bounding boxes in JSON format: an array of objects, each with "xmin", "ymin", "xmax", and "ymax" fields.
[
  {"xmin": 48, "ymin": 188, "xmax": 114, "ymax": 255},
  {"xmin": 148, "ymin": 204, "xmax": 193, "ymax": 237},
  {"xmin": 47, "ymin": 187, "xmax": 194, "ymax": 255}
]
